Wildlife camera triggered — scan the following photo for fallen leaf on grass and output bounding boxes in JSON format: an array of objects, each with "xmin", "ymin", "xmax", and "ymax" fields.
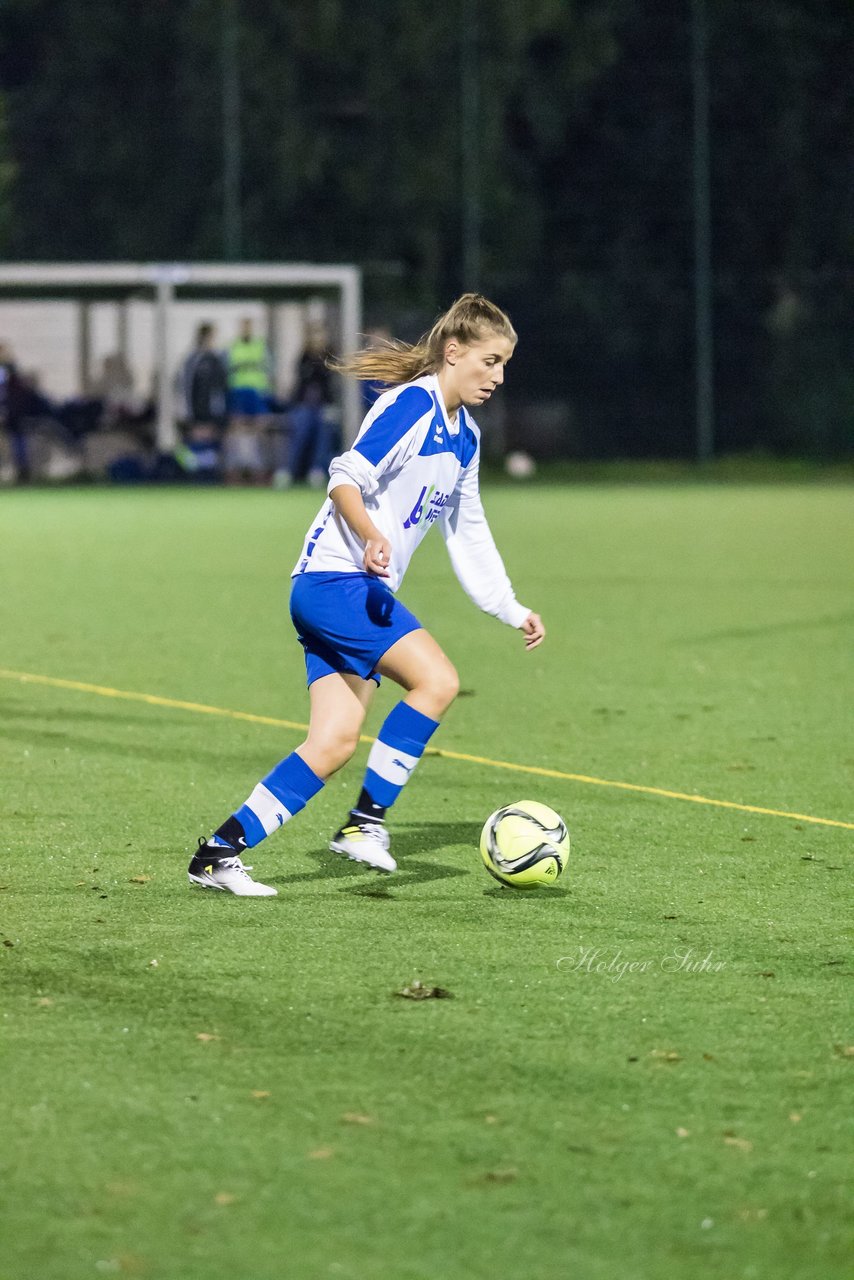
[
  {"xmin": 649, "ymin": 1050, "xmax": 682, "ymax": 1063},
  {"xmin": 36, "ymin": 997, "xmax": 53, "ymax": 1007},
  {"xmin": 676, "ymin": 1127, "xmax": 690, "ymax": 1138},
  {"xmin": 105, "ymin": 1179, "xmax": 140, "ymax": 1198},
  {"xmin": 251, "ymin": 1090, "xmax": 271, "ymax": 1100},
  {"xmin": 484, "ymin": 1114, "xmax": 499, "ymax": 1125},
  {"xmin": 479, "ymin": 1168, "xmax": 518, "ymax": 1184},
  {"xmin": 195, "ymin": 1032, "xmax": 220, "ymax": 1043},
  {"xmin": 308, "ymin": 1147, "xmax": 335, "ymax": 1160},
  {"xmin": 341, "ymin": 1112, "xmax": 374, "ymax": 1125},
  {"xmin": 833, "ymin": 1044, "xmax": 854, "ymax": 1058},
  {"xmin": 129, "ymin": 876, "xmax": 152, "ymax": 884},
  {"xmin": 214, "ymin": 1191, "xmax": 237, "ymax": 1206},
  {"xmin": 95, "ymin": 1255, "xmax": 146, "ymax": 1275},
  {"xmin": 723, "ymin": 1135, "xmax": 753, "ymax": 1152},
  {"xmin": 395, "ymin": 980, "xmax": 452, "ymax": 1000},
  {"xmin": 757, "ymin": 971, "xmax": 775, "ymax": 979},
  {"xmin": 789, "ymin": 1112, "xmax": 802, "ymax": 1123}
]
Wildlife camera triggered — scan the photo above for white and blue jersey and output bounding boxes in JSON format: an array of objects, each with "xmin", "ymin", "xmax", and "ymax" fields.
[{"xmin": 292, "ymin": 374, "xmax": 530, "ymax": 630}]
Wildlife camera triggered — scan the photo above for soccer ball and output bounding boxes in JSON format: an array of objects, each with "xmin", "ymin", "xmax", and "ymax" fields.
[
  {"xmin": 480, "ymin": 801, "xmax": 570, "ymax": 888},
  {"xmin": 504, "ymin": 450, "xmax": 536, "ymax": 480}
]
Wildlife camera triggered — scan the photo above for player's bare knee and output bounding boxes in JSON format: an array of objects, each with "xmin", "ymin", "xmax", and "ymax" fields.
[
  {"xmin": 299, "ymin": 734, "xmax": 358, "ymax": 779},
  {"xmin": 335, "ymin": 730, "xmax": 362, "ymax": 768},
  {"xmin": 427, "ymin": 662, "xmax": 459, "ymax": 715}
]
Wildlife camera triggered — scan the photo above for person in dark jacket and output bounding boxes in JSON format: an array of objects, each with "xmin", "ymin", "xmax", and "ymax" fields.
[
  {"xmin": 179, "ymin": 323, "xmax": 229, "ymax": 478},
  {"xmin": 274, "ymin": 327, "xmax": 338, "ymax": 489}
]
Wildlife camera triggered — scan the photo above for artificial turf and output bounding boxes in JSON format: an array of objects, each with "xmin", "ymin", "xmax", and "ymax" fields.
[{"xmin": 1, "ymin": 481, "xmax": 851, "ymax": 1280}]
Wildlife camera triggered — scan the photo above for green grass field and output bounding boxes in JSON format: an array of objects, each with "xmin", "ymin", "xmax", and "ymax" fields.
[{"xmin": 1, "ymin": 482, "xmax": 852, "ymax": 1280}]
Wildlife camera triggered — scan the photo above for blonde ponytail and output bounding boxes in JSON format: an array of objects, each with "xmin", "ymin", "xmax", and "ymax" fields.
[{"xmin": 333, "ymin": 293, "xmax": 516, "ymax": 385}]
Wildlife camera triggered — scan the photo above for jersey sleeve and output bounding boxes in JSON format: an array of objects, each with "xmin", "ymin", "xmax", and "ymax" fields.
[
  {"xmin": 439, "ymin": 444, "xmax": 531, "ymax": 628},
  {"xmin": 327, "ymin": 384, "xmax": 433, "ymax": 499}
]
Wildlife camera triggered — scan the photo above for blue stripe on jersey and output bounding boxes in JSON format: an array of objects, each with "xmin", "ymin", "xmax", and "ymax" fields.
[
  {"xmin": 457, "ymin": 406, "xmax": 479, "ymax": 467},
  {"xmin": 417, "ymin": 396, "xmax": 478, "ymax": 466},
  {"xmin": 354, "ymin": 385, "xmax": 433, "ymax": 466}
]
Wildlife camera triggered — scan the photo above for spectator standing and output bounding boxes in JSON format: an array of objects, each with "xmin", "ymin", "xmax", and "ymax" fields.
[
  {"xmin": 225, "ymin": 317, "xmax": 273, "ymax": 483},
  {"xmin": 179, "ymin": 323, "xmax": 229, "ymax": 479},
  {"xmin": 273, "ymin": 326, "xmax": 338, "ymax": 489}
]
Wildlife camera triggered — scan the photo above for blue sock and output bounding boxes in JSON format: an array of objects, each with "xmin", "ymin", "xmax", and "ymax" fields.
[
  {"xmin": 213, "ymin": 751, "xmax": 324, "ymax": 849},
  {"xmin": 361, "ymin": 701, "xmax": 440, "ymax": 811}
]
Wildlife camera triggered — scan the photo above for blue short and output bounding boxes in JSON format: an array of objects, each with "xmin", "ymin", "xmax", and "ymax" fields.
[
  {"xmin": 289, "ymin": 571, "xmax": 422, "ymax": 686},
  {"xmin": 228, "ymin": 387, "xmax": 269, "ymax": 416}
]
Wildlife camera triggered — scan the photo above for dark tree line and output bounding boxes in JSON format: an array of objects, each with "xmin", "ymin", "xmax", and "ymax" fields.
[{"xmin": 1, "ymin": 0, "xmax": 851, "ymax": 456}]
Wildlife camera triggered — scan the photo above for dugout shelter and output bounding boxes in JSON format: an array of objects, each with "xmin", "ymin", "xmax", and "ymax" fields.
[{"xmin": 0, "ymin": 262, "xmax": 363, "ymax": 454}]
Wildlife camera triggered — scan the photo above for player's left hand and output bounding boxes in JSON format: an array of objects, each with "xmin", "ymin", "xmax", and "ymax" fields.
[{"xmin": 520, "ymin": 612, "xmax": 545, "ymax": 650}]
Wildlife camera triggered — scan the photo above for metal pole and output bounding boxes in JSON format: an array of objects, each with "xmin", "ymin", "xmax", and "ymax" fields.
[
  {"xmin": 461, "ymin": 0, "xmax": 481, "ymax": 291},
  {"xmin": 77, "ymin": 300, "xmax": 92, "ymax": 395},
  {"xmin": 222, "ymin": 0, "xmax": 242, "ymax": 260},
  {"xmin": 691, "ymin": 0, "xmax": 714, "ymax": 460},
  {"xmin": 154, "ymin": 275, "xmax": 178, "ymax": 452},
  {"xmin": 116, "ymin": 298, "xmax": 129, "ymax": 363}
]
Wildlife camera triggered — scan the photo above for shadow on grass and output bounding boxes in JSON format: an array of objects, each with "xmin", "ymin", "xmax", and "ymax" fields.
[
  {"xmin": 674, "ymin": 609, "xmax": 854, "ymax": 645},
  {"xmin": 275, "ymin": 820, "xmax": 481, "ymax": 893},
  {"xmin": 0, "ymin": 702, "xmax": 181, "ymax": 728},
  {"xmin": 0, "ymin": 720, "xmax": 275, "ymax": 769},
  {"xmin": 481, "ymin": 883, "xmax": 572, "ymax": 902}
]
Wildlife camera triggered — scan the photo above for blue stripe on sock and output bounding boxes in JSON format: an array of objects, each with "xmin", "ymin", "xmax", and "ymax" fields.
[
  {"xmin": 360, "ymin": 702, "xmax": 440, "ymax": 810},
  {"xmin": 377, "ymin": 701, "xmax": 439, "ymax": 756},
  {"xmin": 364, "ymin": 767, "xmax": 403, "ymax": 809},
  {"xmin": 233, "ymin": 804, "xmax": 267, "ymax": 848},
  {"xmin": 261, "ymin": 752, "xmax": 324, "ymax": 814}
]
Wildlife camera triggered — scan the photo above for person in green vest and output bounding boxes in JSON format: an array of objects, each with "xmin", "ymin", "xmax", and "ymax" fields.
[{"xmin": 225, "ymin": 317, "xmax": 274, "ymax": 482}]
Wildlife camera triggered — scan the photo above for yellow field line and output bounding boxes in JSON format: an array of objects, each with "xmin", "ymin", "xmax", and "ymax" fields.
[{"xmin": 2, "ymin": 666, "xmax": 852, "ymax": 832}]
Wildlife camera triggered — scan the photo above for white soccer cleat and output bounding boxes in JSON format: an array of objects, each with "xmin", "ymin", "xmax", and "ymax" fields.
[
  {"xmin": 188, "ymin": 845, "xmax": 278, "ymax": 897},
  {"xmin": 329, "ymin": 821, "xmax": 397, "ymax": 873}
]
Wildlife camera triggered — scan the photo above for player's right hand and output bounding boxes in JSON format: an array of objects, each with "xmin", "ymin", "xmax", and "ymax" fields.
[
  {"xmin": 364, "ymin": 538, "xmax": 392, "ymax": 577},
  {"xmin": 520, "ymin": 611, "xmax": 545, "ymax": 649}
]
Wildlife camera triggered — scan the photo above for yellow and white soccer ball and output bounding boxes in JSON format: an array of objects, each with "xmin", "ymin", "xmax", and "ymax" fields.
[{"xmin": 480, "ymin": 800, "xmax": 570, "ymax": 888}]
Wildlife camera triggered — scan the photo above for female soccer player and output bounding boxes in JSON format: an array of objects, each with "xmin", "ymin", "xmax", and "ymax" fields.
[{"xmin": 188, "ymin": 293, "xmax": 545, "ymax": 896}]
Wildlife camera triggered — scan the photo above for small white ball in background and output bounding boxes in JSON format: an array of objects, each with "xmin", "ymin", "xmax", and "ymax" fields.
[{"xmin": 504, "ymin": 450, "xmax": 536, "ymax": 479}]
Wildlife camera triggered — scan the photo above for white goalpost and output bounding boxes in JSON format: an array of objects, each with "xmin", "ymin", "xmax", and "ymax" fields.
[{"xmin": 0, "ymin": 261, "xmax": 363, "ymax": 452}]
